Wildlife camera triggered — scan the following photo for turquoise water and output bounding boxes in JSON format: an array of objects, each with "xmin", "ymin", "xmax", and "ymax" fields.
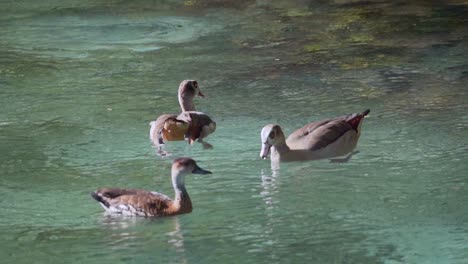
[{"xmin": 1, "ymin": 0, "xmax": 467, "ymax": 263}]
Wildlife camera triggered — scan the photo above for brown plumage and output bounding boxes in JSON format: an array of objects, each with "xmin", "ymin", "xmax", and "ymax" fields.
[
  {"xmin": 91, "ymin": 188, "xmax": 173, "ymax": 216},
  {"xmin": 260, "ymin": 109, "xmax": 370, "ymax": 162},
  {"xmin": 176, "ymin": 111, "xmax": 216, "ymax": 148},
  {"xmin": 149, "ymin": 80, "xmax": 216, "ymax": 149},
  {"xmin": 150, "ymin": 114, "xmax": 189, "ymax": 143},
  {"xmin": 91, "ymin": 158, "xmax": 211, "ymax": 217}
]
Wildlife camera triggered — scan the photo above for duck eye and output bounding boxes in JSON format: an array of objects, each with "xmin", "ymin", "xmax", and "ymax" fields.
[{"xmin": 269, "ymin": 132, "xmax": 275, "ymax": 139}]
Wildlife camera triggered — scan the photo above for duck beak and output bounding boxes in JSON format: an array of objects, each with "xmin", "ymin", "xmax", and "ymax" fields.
[
  {"xmin": 198, "ymin": 90, "xmax": 205, "ymax": 98},
  {"xmin": 192, "ymin": 165, "xmax": 212, "ymax": 174},
  {"xmin": 260, "ymin": 143, "xmax": 271, "ymax": 159}
]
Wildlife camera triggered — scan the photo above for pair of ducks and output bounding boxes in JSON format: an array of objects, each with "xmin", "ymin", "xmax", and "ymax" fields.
[
  {"xmin": 92, "ymin": 80, "xmax": 370, "ymax": 217},
  {"xmin": 150, "ymin": 79, "xmax": 369, "ymax": 162}
]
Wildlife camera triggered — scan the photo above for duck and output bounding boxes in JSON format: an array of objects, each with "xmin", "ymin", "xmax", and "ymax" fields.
[
  {"xmin": 149, "ymin": 80, "xmax": 216, "ymax": 149},
  {"xmin": 91, "ymin": 157, "xmax": 211, "ymax": 217},
  {"xmin": 260, "ymin": 109, "xmax": 370, "ymax": 162}
]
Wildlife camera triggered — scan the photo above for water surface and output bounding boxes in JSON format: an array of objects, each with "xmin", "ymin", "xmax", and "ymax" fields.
[{"xmin": 1, "ymin": 0, "xmax": 467, "ymax": 263}]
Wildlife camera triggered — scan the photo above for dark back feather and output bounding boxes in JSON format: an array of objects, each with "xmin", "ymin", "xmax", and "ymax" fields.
[{"xmin": 177, "ymin": 111, "xmax": 215, "ymax": 141}]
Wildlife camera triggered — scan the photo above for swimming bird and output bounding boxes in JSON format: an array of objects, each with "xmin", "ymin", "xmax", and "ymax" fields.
[
  {"xmin": 91, "ymin": 158, "xmax": 211, "ymax": 217},
  {"xmin": 149, "ymin": 80, "xmax": 216, "ymax": 149},
  {"xmin": 260, "ymin": 109, "xmax": 370, "ymax": 162}
]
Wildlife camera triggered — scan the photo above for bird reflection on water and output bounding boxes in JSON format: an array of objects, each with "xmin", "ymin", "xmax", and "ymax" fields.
[{"xmin": 98, "ymin": 215, "xmax": 187, "ymax": 262}]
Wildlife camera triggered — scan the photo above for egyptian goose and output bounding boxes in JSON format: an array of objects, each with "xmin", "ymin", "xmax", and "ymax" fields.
[
  {"xmin": 91, "ymin": 158, "xmax": 211, "ymax": 217},
  {"xmin": 149, "ymin": 80, "xmax": 216, "ymax": 149},
  {"xmin": 260, "ymin": 109, "xmax": 370, "ymax": 162}
]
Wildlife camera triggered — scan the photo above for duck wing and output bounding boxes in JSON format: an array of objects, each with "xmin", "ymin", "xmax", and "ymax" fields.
[
  {"xmin": 91, "ymin": 188, "xmax": 173, "ymax": 217},
  {"xmin": 286, "ymin": 109, "xmax": 370, "ymax": 151},
  {"xmin": 150, "ymin": 114, "xmax": 189, "ymax": 144},
  {"xmin": 287, "ymin": 120, "xmax": 352, "ymax": 151},
  {"xmin": 176, "ymin": 111, "xmax": 216, "ymax": 142}
]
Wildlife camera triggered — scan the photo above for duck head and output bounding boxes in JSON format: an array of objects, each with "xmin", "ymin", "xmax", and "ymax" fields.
[
  {"xmin": 178, "ymin": 80, "xmax": 205, "ymax": 112},
  {"xmin": 179, "ymin": 80, "xmax": 205, "ymax": 99},
  {"xmin": 260, "ymin": 124, "xmax": 285, "ymax": 159},
  {"xmin": 172, "ymin": 157, "xmax": 212, "ymax": 177}
]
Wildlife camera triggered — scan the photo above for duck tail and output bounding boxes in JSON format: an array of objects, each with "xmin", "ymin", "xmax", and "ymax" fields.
[
  {"xmin": 91, "ymin": 191, "xmax": 110, "ymax": 208},
  {"xmin": 346, "ymin": 109, "xmax": 370, "ymax": 131},
  {"xmin": 361, "ymin": 109, "xmax": 370, "ymax": 117}
]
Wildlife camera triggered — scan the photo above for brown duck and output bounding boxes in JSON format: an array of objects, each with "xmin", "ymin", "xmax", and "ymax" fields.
[
  {"xmin": 149, "ymin": 80, "xmax": 216, "ymax": 149},
  {"xmin": 91, "ymin": 158, "xmax": 211, "ymax": 217}
]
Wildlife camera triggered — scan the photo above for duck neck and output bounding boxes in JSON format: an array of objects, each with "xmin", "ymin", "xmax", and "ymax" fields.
[
  {"xmin": 271, "ymin": 142, "xmax": 290, "ymax": 161},
  {"xmin": 178, "ymin": 94, "xmax": 196, "ymax": 112},
  {"xmin": 171, "ymin": 173, "xmax": 192, "ymax": 213}
]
